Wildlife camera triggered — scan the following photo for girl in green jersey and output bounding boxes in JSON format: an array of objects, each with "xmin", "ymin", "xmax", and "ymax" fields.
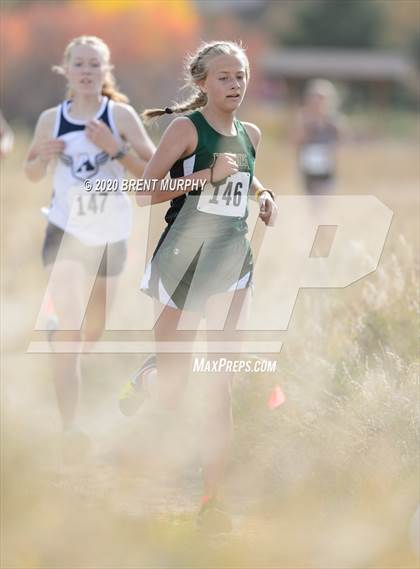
[{"xmin": 123, "ymin": 41, "xmax": 277, "ymax": 531}]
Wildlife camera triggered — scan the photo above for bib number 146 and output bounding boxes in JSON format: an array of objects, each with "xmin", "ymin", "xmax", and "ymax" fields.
[{"xmin": 197, "ymin": 171, "xmax": 250, "ymax": 217}]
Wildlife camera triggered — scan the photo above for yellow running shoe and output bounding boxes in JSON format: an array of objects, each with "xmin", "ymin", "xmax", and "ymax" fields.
[{"xmin": 118, "ymin": 355, "xmax": 156, "ymax": 416}]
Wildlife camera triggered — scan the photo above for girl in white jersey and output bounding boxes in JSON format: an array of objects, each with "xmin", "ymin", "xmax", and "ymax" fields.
[{"xmin": 24, "ymin": 36, "xmax": 155, "ymax": 453}]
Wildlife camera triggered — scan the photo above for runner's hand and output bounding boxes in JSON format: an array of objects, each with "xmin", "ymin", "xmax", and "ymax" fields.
[
  {"xmin": 86, "ymin": 119, "xmax": 119, "ymax": 157},
  {"xmin": 259, "ymin": 191, "xmax": 278, "ymax": 226},
  {"xmin": 211, "ymin": 153, "xmax": 238, "ymax": 183}
]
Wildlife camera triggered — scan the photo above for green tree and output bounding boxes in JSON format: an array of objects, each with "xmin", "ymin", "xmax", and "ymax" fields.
[{"xmin": 284, "ymin": 0, "xmax": 385, "ymax": 49}]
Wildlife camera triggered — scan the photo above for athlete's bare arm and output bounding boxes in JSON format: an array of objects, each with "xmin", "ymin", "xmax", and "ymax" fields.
[
  {"xmin": 243, "ymin": 121, "xmax": 277, "ymax": 226},
  {"xmin": 242, "ymin": 121, "xmax": 261, "ymax": 152},
  {"xmin": 85, "ymin": 103, "xmax": 155, "ymax": 178},
  {"xmin": 24, "ymin": 108, "xmax": 64, "ymax": 182},
  {"xmin": 242, "ymin": 121, "xmax": 262, "ymax": 195},
  {"xmin": 137, "ymin": 117, "xmax": 237, "ymax": 206},
  {"xmin": 114, "ymin": 104, "xmax": 155, "ymax": 176},
  {"xmin": 0, "ymin": 111, "xmax": 14, "ymax": 156}
]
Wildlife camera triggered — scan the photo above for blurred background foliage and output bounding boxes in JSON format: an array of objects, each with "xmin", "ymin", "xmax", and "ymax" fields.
[
  {"xmin": 282, "ymin": 0, "xmax": 385, "ymax": 48},
  {"xmin": 1, "ymin": 0, "xmax": 419, "ymax": 125}
]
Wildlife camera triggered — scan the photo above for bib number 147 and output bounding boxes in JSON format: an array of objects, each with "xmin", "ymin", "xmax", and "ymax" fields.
[
  {"xmin": 75, "ymin": 194, "xmax": 108, "ymax": 216},
  {"xmin": 197, "ymin": 171, "xmax": 250, "ymax": 217}
]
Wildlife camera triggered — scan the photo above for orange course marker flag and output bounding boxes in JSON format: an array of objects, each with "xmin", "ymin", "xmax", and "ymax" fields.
[{"xmin": 268, "ymin": 385, "xmax": 286, "ymax": 409}]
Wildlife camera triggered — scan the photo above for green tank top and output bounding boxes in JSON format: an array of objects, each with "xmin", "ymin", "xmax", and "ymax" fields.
[{"xmin": 165, "ymin": 110, "xmax": 256, "ymax": 239}]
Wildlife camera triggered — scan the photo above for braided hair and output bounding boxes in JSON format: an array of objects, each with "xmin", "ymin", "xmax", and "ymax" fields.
[{"xmin": 142, "ymin": 41, "xmax": 249, "ymax": 122}]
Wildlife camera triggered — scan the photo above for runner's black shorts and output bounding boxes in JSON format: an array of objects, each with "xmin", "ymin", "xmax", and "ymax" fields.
[{"xmin": 42, "ymin": 222, "xmax": 127, "ymax": 277}]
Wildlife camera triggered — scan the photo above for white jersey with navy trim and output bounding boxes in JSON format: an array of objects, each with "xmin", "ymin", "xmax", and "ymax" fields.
[{"xmin": 48, "ymin": 96, "xmax": 132, "ymax": 245}]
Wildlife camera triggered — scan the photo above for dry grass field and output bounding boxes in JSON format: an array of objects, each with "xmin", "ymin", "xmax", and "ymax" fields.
[{"xmin": 1, "ymin": 112, "xmax": 418, "ymax": 568}]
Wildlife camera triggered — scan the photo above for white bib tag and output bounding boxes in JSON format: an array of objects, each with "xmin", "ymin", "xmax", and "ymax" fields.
[
  {"xmin": 67, "ymin": 184, "xmax": 112, "ymax": 228},
  {"xmin": 300, "ymin": 144, "xmax": 333, "ymax": 175},
  {"xmin": 197, "ymin": 171, "xmax": 250, "ymax": 217}
]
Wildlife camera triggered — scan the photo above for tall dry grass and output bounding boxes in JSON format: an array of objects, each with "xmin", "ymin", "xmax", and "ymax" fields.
[{"xmin": 1, "ymin": 114, "xmax": 419, "ymax": 568}]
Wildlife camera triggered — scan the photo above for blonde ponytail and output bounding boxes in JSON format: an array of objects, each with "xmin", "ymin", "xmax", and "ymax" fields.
[{"xmin": 101, "ymin": 76, "xmax": 128, "ymax": 103}]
